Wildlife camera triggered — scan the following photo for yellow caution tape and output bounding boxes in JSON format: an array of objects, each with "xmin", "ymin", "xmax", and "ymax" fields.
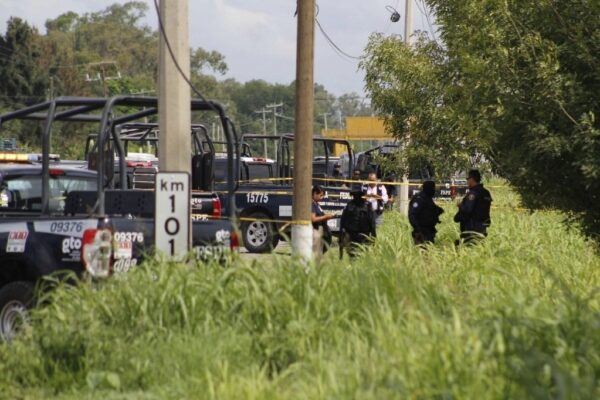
[
  {"xmin": 239, "ymin": 216, "xmax": 312, "ymax": 225},
  {"xmin": 218, "ymin": 176, "xmax": 512, "ymax": 189},
  {"xmin": 193, "ymin": 214, "xmax": 313, "ymax": 225}
]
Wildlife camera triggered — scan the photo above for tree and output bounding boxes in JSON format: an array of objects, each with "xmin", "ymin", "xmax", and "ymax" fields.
[
  {"xmin": 362, "ymin": 1, "xmax": 600, "ymax": 238},
  {"xmin": 0, "ymin": 17, "xmax": 47, "ymax": 106},
  {"xmin": 0, "ymin": 18, "xmax": 48, "ymax": 148}
]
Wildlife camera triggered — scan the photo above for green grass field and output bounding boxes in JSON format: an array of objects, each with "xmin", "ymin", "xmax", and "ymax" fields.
[{"xmin": 1, "ymin": 183, "xmax": 598, "ymax": 399}]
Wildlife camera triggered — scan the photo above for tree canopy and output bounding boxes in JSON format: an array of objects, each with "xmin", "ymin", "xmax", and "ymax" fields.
[
  {"xmin": 362, "ymin": 0, "xmax": 600, "ymax": 238},
  {"xmin": 0, "ymin": 1, "xmax": 364, "ymax": 157}
]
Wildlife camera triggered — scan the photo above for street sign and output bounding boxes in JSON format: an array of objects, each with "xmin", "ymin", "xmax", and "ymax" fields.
[{"xmin": 155, "ymin": 172, "xmax": 190, "ymax": 260}]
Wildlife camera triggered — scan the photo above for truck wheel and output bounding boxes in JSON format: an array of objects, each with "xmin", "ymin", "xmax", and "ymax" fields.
[
  {"xmin": 242, "ymin": 212, "xmax": 275, "ymax": 253},
  {"xmin": 0, "ymin": 281, "xmax": 34, "ymax": 341}
]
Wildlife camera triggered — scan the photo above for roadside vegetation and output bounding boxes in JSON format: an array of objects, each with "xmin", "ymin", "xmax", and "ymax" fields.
[{"xmin": 0, "ymin": 183, "xmax": 598, "ymax": 399}]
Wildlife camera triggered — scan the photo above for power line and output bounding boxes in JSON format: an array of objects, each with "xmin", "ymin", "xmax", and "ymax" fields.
[
  {"xmin": 315, "ymin": 18, "xmax": 361, "ymax": 61},
  {"xmin": 51, "ymin": 61, "xmax": 117, "ymax": 69},
  {"xmin": 294, "ymin": 2, "xmax": 360, "ymax": 61},
  {"xmin": 0, "ymin": 94, "xmax": 47, "ymax": 99},
  {"xmin": 152, "ymin": 0, "xmax": 220, "ymax": 116},
  {"xmin": 415, "ymin": 0, "xmax": 439, "ymax": 44}
]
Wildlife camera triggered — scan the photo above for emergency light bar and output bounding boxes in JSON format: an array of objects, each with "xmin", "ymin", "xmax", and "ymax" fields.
[{"xmin": 0, "ymin": 153, "xmax": 60, "ymax": 163}]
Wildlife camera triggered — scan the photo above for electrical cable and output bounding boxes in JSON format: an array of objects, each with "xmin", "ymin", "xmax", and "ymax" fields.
[
  {"xmin": 295, "ymin": 3, "xmax": 360, "ymax": 61},
  {"xmin": 415, "ymin": 0, "xmax": 440, "ymax": 44},
  {"xmin": 152, "ymin": 0, "xmax": 220, "ymax": 115},
  {"xmin": 0, "ymin": 94, "xmax": 47, "ymax": 100},
  {"xmin": 315, "ymin": 18, "xmax": 361, "ymax": 61}
]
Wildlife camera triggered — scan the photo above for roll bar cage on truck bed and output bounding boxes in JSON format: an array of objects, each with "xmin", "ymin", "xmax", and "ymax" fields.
[
  {"xmin": 0, "ymin": 96, "xmax": 236, "ymax": 212},
  {"xmin": 210, "ymin": 133, "xmax": 355, "ymax": 253},
  {"xmin": 83, "ymin": 123, "xmax": 217, "ymax": 190},
  {"xmin": 0, "ymin": 96, "xmax": 238, "ymax": 340}
]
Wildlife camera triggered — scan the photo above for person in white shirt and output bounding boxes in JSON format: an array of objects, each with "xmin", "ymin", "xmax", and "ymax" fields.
[{"xmin": 362, "ymin": 172, "xmax": 388, "ymax": 225}]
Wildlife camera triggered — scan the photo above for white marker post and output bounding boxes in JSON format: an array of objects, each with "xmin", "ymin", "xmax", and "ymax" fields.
[{"xmin": 155, "ymin": 172, "xmax": 190, "ymax": 260}]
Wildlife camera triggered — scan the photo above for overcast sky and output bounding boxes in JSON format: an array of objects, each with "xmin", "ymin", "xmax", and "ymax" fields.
[{"xmin": 0, "ymin": 0, "xmax": 436, "ymax": 97}]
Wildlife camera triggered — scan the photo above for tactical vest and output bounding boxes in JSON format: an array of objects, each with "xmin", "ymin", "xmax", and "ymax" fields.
[{"xmin": 345, "ymin": 202, "xmax": 372, "ymax": 234}]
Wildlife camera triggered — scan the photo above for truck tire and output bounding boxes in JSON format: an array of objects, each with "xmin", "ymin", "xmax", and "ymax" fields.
[
  {"xmin": 242, "ymin": 212, "xmax": 277, "ymax": 253},
  {"xmin": 0, "ymin": 281, "xmax": 34, "ymax": 341}
]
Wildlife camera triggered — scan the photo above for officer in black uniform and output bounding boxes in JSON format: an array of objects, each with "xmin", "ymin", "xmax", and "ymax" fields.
[
  {"xmin": 408, "ymin": 180, "xmax": 444, "ymax": 245},
  {"xmin": 339, "ymin": 185, "xmax": 377, "ymax": 258},
  {"xmin": 454, "ymin": 169, "xmax": 492, "ymax": 245},
  {"xmin": 311, "ymin": 185, "xmax": 334, "ymax": 253}
]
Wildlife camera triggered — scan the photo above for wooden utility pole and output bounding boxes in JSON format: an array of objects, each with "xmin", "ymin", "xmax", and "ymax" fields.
[
  {"xmin": 292, "ymin": 0, "xmax": 315, "ymax": 261},
  {"xmin": 158, "ymin": 0, "xmax": 191, "ymax": 174},
  {"xmin": 398, "ymin": 0, "xmax": 413, "ymax": 216},
  {"xmin": 254, "ymin": 108, "xmax": 269, "ymax": 157},
  {"xmin": 84, "ymin": 61, "xmax": 120, "ymax": 97},
  {"xmin": 404, "ymin": 0, "xmax": 413, "ymax": 44},
  {"xmin": 265, "ymin": 102, "xmax": 283, "ymax": 136},
  {"xmin": 321, "ymin": 112, "xmax": 329, "ymax": 131}
]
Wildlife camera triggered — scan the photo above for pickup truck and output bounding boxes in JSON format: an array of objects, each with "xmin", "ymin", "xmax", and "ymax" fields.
[
  {"xmin": 80, "ymin": 123, "xmax": 222, "ymax": 218},
  {"xmin": 212, "ymin": 133, "xmax": 355, "ymax": 253},
  {"xmin": 0, "ymin": 96, "xmax": 238, "ymax": 340}
]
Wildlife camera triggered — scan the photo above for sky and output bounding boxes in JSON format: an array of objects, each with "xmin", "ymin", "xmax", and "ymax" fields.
[{"xmin": 0, "ymin": 0, "xmax": 436, "ymax": 97}]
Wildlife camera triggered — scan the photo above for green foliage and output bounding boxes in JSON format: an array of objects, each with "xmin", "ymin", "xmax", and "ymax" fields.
[
  {"xmin": 0, "ymin": 1, "xmax": 358, "ymax": 158},
  {"xmin": 0, "ymin": 17, "xmax": 48, "ymax": 107},
  {"xmin": 0, "ymin": 187, "xmax": 598, "ymax": 398},
  {"xmin": 362, "ymin": 1, "xmax": 600, "ymax": 238}
]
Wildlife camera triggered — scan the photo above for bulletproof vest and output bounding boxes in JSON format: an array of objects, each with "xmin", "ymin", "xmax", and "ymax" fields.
[
  {"xmin": 362, "ymin": 184, "xmax": 385, "ymax": 212},
  {"xmin": 410, "ymin": 193, "xmax": 438, "ymax": 228},
  {"xmin": 345, "ymin": 202, "xmax": 371, "ymax": 234},
  {"xmin": 376, "ymin": 186, "xmax": 384, "ymax": 210},
  {"xmin": 474, "ymin": 187, "xmax": 492, "ymax": 226}
]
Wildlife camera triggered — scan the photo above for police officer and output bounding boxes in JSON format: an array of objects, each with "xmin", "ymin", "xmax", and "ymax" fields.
[
  {"xmin": 408, "ymin": 180, "xmax": 444, "ymax": 245},
  {"xmin": 339, "ymin": 185, "xmax": 376, "ymax": 258},
  {"xmin": 311, "ymin": 185, "xmax": 334, "ymax": 254},
  {"xmin": 331, "ymin": 163, "xmax": 345, "ymax": 187},
  {"xmin": 454, "ymin": 169, "xmax": 492, "ymax": 244}
]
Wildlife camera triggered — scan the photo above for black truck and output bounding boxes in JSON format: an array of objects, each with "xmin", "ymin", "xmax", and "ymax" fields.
[
  {"xmin": 211, "ymin": 133, "xmax": 356, "ymax": 253},
  {"xmin": 0, "ymin": 96, "xmax": 238, "ymax": 340}
]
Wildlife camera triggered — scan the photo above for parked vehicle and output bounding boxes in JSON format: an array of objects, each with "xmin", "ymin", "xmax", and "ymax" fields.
[
  {"xmin": 0, "ymin": 96, "xmax": 238, "ymax": 340},
  {"xmin": 212, "ymin": 133, "xmax": 355, "ymax": 253}
]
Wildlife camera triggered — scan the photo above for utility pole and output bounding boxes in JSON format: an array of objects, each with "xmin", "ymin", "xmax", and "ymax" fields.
[
  {"xmin": 46, "ymin": 76, "xmax": 54, "ymax": 100},
  {"xmin": 398, "ymin": 0, "xmax": 413, "ymax": 216},
  {"xmin": 158, "ymin": 0, "xmax": 191, "ymax": 173},
  {"xmin": 292, "ymin": 0, "xmax": 315, "ymax": 261},
  {"xmin": 404, "ymin": 0, "xmax": 413, "ymax": 44},
  {"xmin": 320, "ymin": 112, "xmax": 330, "ymax": 131},
  {"xmin": 84, "ymin": 61, "xmax": 121, "ymax": 97},
  {"xmin": 265, "ymin": 102, "xmax": 283, "ymax": 136},
  {"xmin": 254, "ymin": 108, "xmax": 269, "ymax": 157}
]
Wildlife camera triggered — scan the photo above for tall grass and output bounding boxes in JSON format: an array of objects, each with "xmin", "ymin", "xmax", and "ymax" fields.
[{"xmin": 0, "ymin": 183, "xmax": 598, "ymax": 399}]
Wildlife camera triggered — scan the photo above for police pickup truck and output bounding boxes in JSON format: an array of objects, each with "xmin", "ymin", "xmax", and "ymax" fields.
[
  {"xmin": 83, "ymin": 122, "xmax": 213, "ymax": 191},
  {"xmin": 212, "ymin": 133, "xmax": 355, "ymax": 253},
  {"xmin": 0, "ymin": 96, "xmax": 238, "ymax": 340}
]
